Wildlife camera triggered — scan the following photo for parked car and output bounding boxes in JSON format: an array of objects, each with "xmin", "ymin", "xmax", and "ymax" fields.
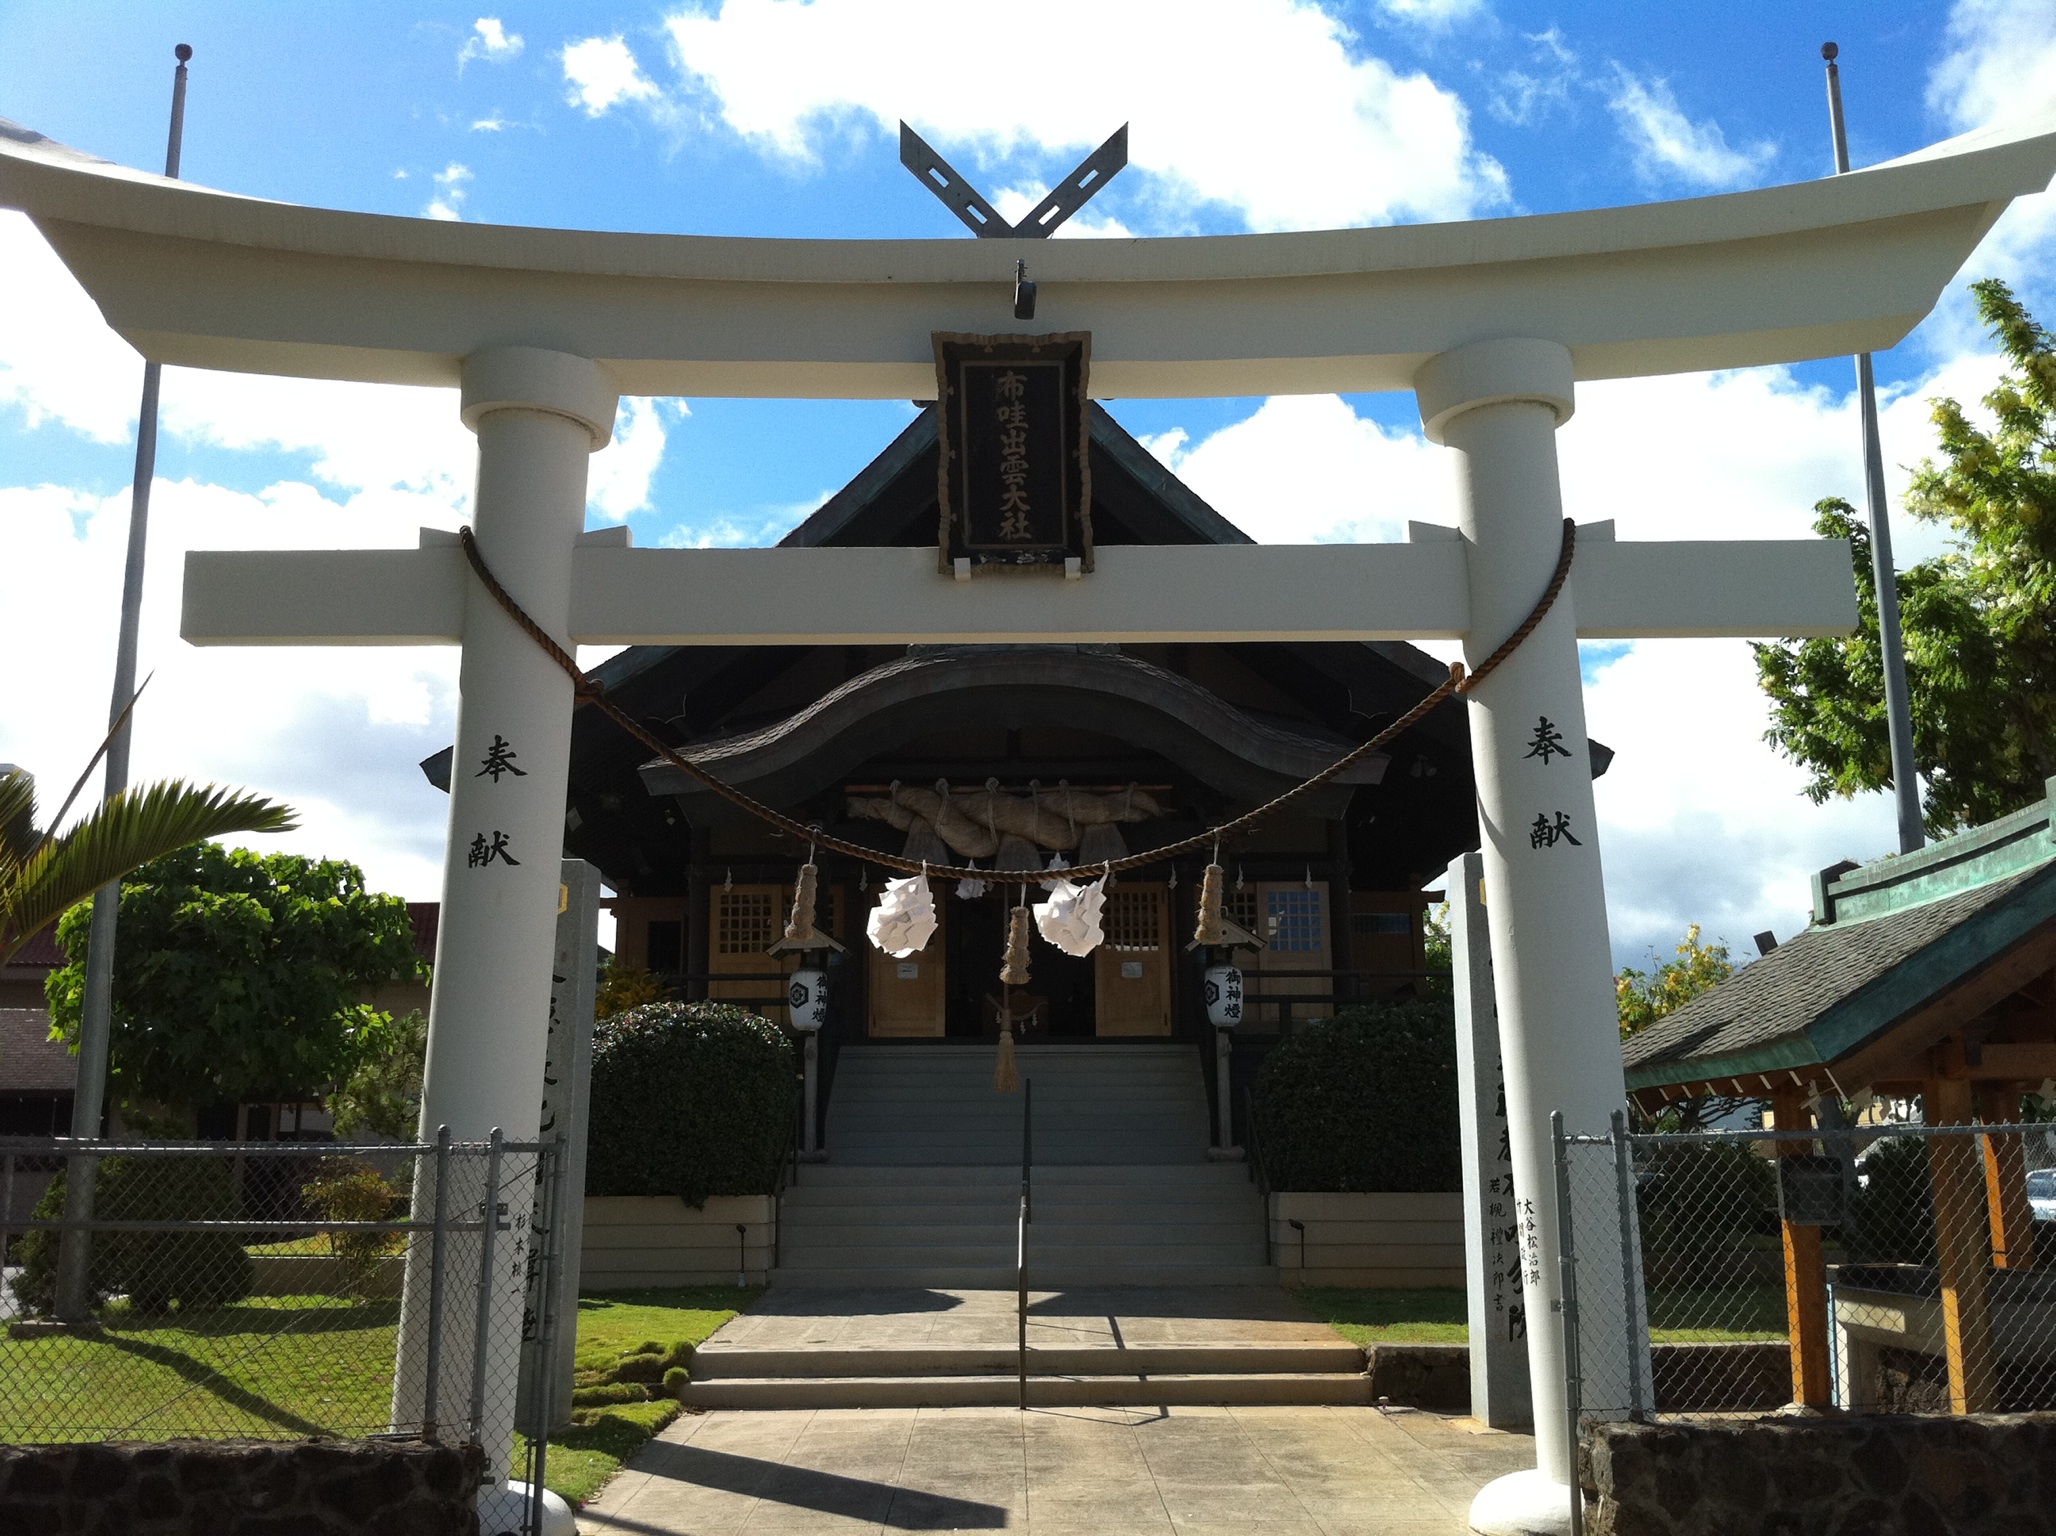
[{"xmin": 2028, "ymin": 1168, "xmax": 2056, "ymax": 1223}]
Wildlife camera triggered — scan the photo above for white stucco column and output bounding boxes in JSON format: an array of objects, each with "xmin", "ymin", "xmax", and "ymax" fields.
[
  {"xmin": 392, "ymin": 347, "xmax": 616, "ymax": 1504},
  {"xmin": 1416, "ymin": 340, "xmax": 1627, "ymax": 1536}
]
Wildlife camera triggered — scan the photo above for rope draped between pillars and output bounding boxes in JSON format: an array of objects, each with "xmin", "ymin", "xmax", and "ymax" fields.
[
  {"xmin": 453, "ymin": 520, "xmax": 1576, "ymax": 999},
  {"xmin": 451, "ymin": 519, "xmax": 1577, "ymax": 886}
]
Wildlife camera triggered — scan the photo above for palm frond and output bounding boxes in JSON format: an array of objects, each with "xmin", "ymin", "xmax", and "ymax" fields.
[
  {"xmin": 0, "ymin": 769, "xmax": 35, "ymax": 878},
  {"xmin": 0, "ymin": 779, "xmax": 296, "ymax": 965}
]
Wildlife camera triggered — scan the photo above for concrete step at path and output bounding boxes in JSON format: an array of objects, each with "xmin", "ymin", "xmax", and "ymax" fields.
[
  {"xmin": 677, "ymin": 1371, "xmax": 1373, "ymax": 1409},
  {"xmin": 681, "ymin": 1285, "xmax": 1364, "ymax": 1409},
  {"xmin": 769, "ymin": 1263, "xmax": 1281, "ymax": 1288}
]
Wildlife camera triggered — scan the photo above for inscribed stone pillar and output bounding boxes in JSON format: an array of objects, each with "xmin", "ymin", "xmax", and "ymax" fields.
[
  {"xmin": 1450, "ymin": 850, "xmax": 1532, "ymax": 1429},
  {"xmin": 1416, "ymin": 338, "xmax": 1630, "ymax": 1535},
  {"xmin": 517, "ymin": 858, "xmax": 604, "ymax": 1434},
  {"xmin": 391, "ymin": 347, "xmax": 616, "ymax": 1499}
]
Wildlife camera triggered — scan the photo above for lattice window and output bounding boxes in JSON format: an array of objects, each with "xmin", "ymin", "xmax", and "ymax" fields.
[
  {"xmin": 717, "ymin": 891, "xmax": 777, "ymax": 954},
  {"xmin": 1266, "ymin": 888, "xmax": 1325, "ymax": 952},
  {"xmin": 1351, "ymin": 911, "xmax": 1410, "ymax": 936},
  {"xmin": 1103, "ymin": 889, "xmax": 1163, "ymax": 952},
  {"xmin": 1225, "ymin": 889, "xmax": 1259, "ymax": 936}
]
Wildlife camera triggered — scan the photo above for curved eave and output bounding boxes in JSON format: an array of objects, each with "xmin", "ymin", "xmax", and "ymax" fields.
[
  {"xmin": 635, "ymin": 649, "xmax": 1389, "ymax": 810},
  {"xmin": 4, "ymin": 112, "xmax": 2054, "ymax": 398}
]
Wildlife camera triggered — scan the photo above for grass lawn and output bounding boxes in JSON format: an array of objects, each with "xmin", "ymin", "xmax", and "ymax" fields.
[
  {"xmin": 1296, "ymin": 1285, "xmax": 1790, "ymax": 1347},
  {"xmin": 517, "ymin": 1285, "xmax": 758, "ymax": 1507},
  {"xmin": 1296, "ymin": 1286, "xmax": 1469, "ymax": 1345},
  {"xmin": 0, "ymin": 1281, "xmax": 758, "ymax": 1510},
  {"xmin": 0, "ymin": 1295, "xmax": 402, "ymax": 1442}
]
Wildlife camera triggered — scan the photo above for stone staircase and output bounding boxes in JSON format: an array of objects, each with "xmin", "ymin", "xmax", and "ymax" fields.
[{"xmin": 774, "ymin": 1043, "xmax": 1273, "ymax": 1288}]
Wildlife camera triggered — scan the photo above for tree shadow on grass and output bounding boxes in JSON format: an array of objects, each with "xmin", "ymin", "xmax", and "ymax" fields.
[
  {"xmin": 111, "ymin": 1299, "xmax": 400, "ymax": 1338},
  {"xmin": 95, "ymin": 1332, "xmax": 337, "ymax": 1438}
]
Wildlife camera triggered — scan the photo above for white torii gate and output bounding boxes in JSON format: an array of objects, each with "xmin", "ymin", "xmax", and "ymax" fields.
[{"xmin": 7, "ymin": 107, "xmax": 2053, "ymax": 1534}]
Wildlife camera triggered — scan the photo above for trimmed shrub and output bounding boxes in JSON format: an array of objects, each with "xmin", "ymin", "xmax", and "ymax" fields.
[
  {"xmin": 1636, "ymin": 1138, "xmax": 1778, "ymax": 1245},
  {"xmin": 584, "ymin": 1001, "xmax": 795, "ymax": 1207},
  {"xmin": 1252, "ymin": 999, "xmax": 1460, "ymax": 1192},
  {"xmin": 17, "ymin": 1155, "xmax": 254, "ymax": 1316}
]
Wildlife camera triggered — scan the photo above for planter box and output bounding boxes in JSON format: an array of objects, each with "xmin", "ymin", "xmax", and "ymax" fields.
[
  {"xmin": 1269, "ymin": 1191, "xmax": 1464, "ymax": 1288},
  {"xmin": 581, "ymin": 1195, "xmax": 775, "ymax": 1290},
  {"xmin": 247, "ymin": 1253, "xmax": 404, "ymax": 1298}
]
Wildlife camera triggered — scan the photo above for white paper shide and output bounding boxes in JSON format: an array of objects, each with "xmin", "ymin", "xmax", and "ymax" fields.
[{"xmin": 866, "ymin": 873, "xmax": 938, "ymax": 958}]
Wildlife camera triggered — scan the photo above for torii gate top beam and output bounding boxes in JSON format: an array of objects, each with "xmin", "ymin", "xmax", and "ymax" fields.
[{"xmin": 2, "ymin": 111, "xmax": 2053, "ymax": 400}]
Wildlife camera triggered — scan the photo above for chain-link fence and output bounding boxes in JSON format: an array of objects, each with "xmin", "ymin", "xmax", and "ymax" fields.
[
  {"xmin": 0, "ymin": 1132, "xmax": 566, "ymax": 1530},
  {"xmin": 1555, "ymin": 1116, "xmax": 2056, "ymax": 1423}
]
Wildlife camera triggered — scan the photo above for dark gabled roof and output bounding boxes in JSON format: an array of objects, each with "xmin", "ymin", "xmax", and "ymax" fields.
[
  {"xmin": 780, "ymin": 403, "xmax": 1253, "ymax": 549},
  {"xmin": 1623, "ymin": 787, "xmax": 2056, "ymax": 1094}
]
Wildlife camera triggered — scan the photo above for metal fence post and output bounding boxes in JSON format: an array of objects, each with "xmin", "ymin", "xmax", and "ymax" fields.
[
  {"xmin": 1610, "ymin": 1109, "xmax": 1646, "ymax": 1420},
  {"xmin": 527, "ymin": 1139, "xmax": 564, "ymax": 1536},
  {"xmin": 469, "ymin": 1127, "xmax": 506, "ymax": 1445},
  {"xmin": 423, "ymin": 1125, "xmax": 453, "ymax": 1438},
  {"xmin": 1551, "ymin": 1111, "xmax": 1584, "ymax": 1536}
]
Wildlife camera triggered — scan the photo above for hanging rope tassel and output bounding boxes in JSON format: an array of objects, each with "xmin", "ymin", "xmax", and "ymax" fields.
[
  {"xmin": 994, "ymin": 1018, "xmax": 1019, "ymax": 1094},
  {"xmin": 1194, "ymin": 861, "xmax": 1226, "ymax": 946},
  {"xmin": 785, "ymin": 859, "xmax": 820, "ymax": 944},
  {"xmin": 1002, "ymin": 902, "xmax": 1033, "ymax": 987}
]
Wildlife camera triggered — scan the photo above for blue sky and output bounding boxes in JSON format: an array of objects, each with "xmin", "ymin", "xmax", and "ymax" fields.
[{"xmin": 2, "ymin": 0, "xmax": 2052, "ymax": 965}]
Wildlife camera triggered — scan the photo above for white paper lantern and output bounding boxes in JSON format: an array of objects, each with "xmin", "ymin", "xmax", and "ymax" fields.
[
  {"xmin": 1203, "ymin": 963, "xmax": 1244, "ymax": 1028},
  {"xmin": 787, "ymin": 968, "xmax": 829, "ymax": 1032},
  {"xmin": 1033, "ymin": 876, "xmax": 1107, "ymax": 957},
  {"xmin": 867, "ymin": 873, "xmax": 938, "ymax": 958}
]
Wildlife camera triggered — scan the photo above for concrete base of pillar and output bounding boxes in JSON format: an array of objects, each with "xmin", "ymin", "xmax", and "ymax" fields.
[
  {"xmin": 1206, "ymin": 1146, "xmax": 1246, "ymax": 1162},
  {"xmin": 1469, "ymin": 1468, "xmax": 1575, "ymax": 1536},
  {"xmin": 479, "ymin": 1481, "xmax": 576, "ymax": 1536},
  {"xmin": 800, "ymin": 1150, "xmax": 830, "ymax": 1163}
]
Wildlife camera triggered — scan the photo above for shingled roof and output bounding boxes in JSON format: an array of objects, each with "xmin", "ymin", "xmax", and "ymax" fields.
[{"xmin": 1623, "ymin": 781, "xmax": 2056, "ymax": 1099}]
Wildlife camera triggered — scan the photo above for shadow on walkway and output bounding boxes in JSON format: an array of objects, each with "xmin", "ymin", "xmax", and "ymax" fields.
[{"xmin": 595, "ymin": 1438, "xmax": 1009, "ymax": 1530}]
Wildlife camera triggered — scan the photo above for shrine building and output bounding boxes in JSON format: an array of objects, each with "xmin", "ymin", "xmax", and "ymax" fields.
[{"xmin": 484, "ymin": 404, "xmax": 1496, "ymax": 1057}]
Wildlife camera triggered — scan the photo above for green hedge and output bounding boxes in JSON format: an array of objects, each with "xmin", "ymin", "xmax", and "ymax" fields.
[
  {"xmin": 17, "ymin": 1156, "xmax": 254, "ymax": 1316},
  {"xmin": 585, "ymin": 1002, "xmax": 795, "ymax": 1207},
  {"xmin": 1252, "ymin": 999, "xmax": 1460, "ymax": 1192}
]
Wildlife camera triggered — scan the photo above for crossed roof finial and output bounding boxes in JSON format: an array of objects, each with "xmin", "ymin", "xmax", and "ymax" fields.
[{"xmin": 898, "ymin": 121, "xmax": 1128, "ymax": 238}]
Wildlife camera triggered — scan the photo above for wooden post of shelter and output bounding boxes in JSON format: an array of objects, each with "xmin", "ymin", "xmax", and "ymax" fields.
[
  {"xmin": 1926, "ymin": 1040, "xmax": 2000, "ymax": 1413},
  {"xmin": 1769, "ymin": 1084, "xmax": 1832, "ymax": 1407},
  {"xmin": 1975, "ymin": 1085, "xmax": 2035, "ymax": 1272}
]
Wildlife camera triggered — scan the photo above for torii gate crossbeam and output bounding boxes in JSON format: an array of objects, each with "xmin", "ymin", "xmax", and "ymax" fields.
[{"xmin": 7, "ymin": 107, "xmax": 2053, "ymax": 1534}]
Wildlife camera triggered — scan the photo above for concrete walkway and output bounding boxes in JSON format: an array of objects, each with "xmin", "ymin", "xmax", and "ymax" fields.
[{"xmin": 577, "ymin": 1404, "xmax": 1533, "ymax": 1535}]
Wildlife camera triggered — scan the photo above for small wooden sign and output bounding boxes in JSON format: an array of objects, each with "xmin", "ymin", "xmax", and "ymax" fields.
[{"xmin": 934, "ymin": 332, "xmax": 1093, "ymax": 574}]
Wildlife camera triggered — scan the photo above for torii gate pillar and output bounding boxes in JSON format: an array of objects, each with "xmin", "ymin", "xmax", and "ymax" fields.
[
  {"xmin": 390, "ymin": 346, "xmax": 616, "ymax": 1495},
  {"xmin": 1420, "ymin": 339, "xmax": 1631, "ymax": 1534}
]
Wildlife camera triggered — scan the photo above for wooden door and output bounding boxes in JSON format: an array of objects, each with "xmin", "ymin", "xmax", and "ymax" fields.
[
  {"xmin": 1095, "ymin": 884, "xmax": 1171, "ymax": 1036},
  {"xmin": 868, "ymin": 901, "xmax": 946, "ymax": 1037}
]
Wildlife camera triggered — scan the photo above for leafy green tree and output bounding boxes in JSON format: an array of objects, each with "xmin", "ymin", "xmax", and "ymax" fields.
[
  {"xmin": 327, "ymin": 1009, "xmax": 428, "ymax": 1140},
  {"xmin": 1755, "ymin": 279, "xmax": 2056, "ymax": 835},
  {"xmin": 1616, "ymin": 924, "xmax": 1733, "ymax": 1040},
  {"xmin": 46, "ymin": 844, "xmax": 424, "ymax": 1124}
]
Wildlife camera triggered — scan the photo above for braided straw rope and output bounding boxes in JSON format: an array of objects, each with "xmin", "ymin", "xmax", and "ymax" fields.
[{"xmin": 455, "ymin": 520, "xmax": 1576, "ymax": 882}]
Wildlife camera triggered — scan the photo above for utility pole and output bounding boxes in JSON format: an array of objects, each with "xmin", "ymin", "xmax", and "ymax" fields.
[
  {"xmin": 1823, "ymin": 41, "xmax": 1924, "ymax": 855},
  {"xmin": 55, "ymin": 43, "xmax": 193, "ymax": 1323}
]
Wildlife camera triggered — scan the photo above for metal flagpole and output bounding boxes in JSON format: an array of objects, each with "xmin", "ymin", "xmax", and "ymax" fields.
[
  {"xmin": 1822, "ymin": 41, "xmax": 1924, "ymax": 856},
  {"xmin": 54, "ymin": 43, "xmax": 194, "ymax": 1323}
]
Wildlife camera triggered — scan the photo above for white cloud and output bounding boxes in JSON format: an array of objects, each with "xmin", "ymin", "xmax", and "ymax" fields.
[
  {"xmin": 1607, "ymin": 67, "xmax": 1774, "ymax": 189},
  {"xmin": 459, "ymin": 17, "xmax": 525, "ymax": 68},
  {"xmin": 1376, "ymin": 0, "xmax": 1488, "ymax": 28},
  {"xmin": 655, "ymin": 0, "xmax": 1506, "ymax": 232},
  {"xmin": 471, "ymin": 114, "xmax": 510, "ymax": 133},
  {"xmin": 587, "ymin": 397, "xmax": 680, "ymax": 522},
  {"xmin": 1931, "ymin": 0, "xmax": 2056, "ymax": 131},
  {"xmin": 425, "ymin": 162, "xmax": 472, "ymax": 221},
  {"xmin": 562, "ymin": 35, "xmax": 662, "ymax": 117},
  {"xmin": 1490, "ymin": 28, "xmax": 1580, "ymax": 126},
  {"xmin": 0, "ymin": 213, "xmax": 144, "ymax": 442}
]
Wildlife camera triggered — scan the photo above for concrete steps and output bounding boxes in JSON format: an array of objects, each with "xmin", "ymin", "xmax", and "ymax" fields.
[
  {"xmin": 780, "ymin": 1042, "xmax": 1270, "ymax": 1289},
  {"xmin": 681, "ymin": 1341, "xmax": 1373, "ymax": 1408}
]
